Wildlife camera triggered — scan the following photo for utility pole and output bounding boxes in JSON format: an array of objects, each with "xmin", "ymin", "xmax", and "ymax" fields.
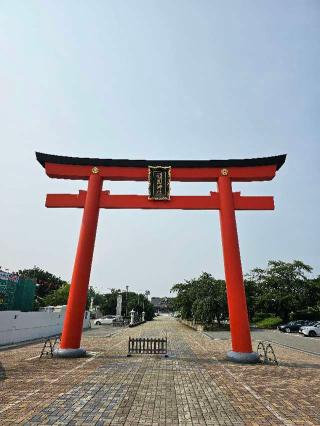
[
  {"xmin": 125, "ymin": 285, "xmax": 129, "ymax": 317},
  {"xmin": 143, "ymin": 290, "xmax": 149, "ymax": 312}
]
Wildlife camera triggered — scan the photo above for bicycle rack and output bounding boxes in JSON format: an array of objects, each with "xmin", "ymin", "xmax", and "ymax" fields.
[
  {"xmin": 40, "ymin": 335, "xmax": 61, "ymax": 359},
  {"xmin": 257, "ymin": 341, "xmax": 278, "ymax": 365}
]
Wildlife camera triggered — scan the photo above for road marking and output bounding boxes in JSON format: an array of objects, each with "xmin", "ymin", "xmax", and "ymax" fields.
[
  {"xmin": 263, "ymin": 339, "xmax": 320, "ymax": 357},
  {"xmin": 25, "ymin": 355, "xmax": 40, "ymax": 361}
]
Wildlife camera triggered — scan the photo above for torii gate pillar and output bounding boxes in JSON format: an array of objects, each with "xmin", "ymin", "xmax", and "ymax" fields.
[
  {"xmin": 218, "ymin": 175, "xmax": 256, "ymax": 362},
  {"xmin": 58, "ymin": 172, "xmax": 102, "ymax": 357}
]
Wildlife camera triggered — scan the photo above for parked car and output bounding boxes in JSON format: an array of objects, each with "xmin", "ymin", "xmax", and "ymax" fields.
[
  {"xmin": 94, "ymin": 315, "xmax": 116, "ymax": 325},
  {"xmin": 278, "ymin": 320, "xmax": 313, "ymax": 333},
  {"xmin": 299, "ymin": 322, "xmax": 320, "ymax": 337}
]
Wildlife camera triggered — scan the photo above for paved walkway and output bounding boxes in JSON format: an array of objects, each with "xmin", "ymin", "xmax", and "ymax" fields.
[{"xmin": 0, "ymin": 317, "xmax": 319, "ymax": 425}]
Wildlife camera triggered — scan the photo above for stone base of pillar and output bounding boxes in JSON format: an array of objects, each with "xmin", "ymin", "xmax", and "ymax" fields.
[
  {"xmin": 227, "ymin": 350, "xmax": 260, "ymax": 364},
  {"xmin": 54, "ymin": 348, "xmax": 86, "ymax": 358}
]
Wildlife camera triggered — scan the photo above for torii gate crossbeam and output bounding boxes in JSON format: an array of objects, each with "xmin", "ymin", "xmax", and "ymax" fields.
[{"xmin": 36, "ymin": 152, "xmax": 286, "ymax": 363}]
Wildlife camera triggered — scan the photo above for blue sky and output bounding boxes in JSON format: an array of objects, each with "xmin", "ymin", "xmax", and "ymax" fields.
[{"xmin": 0, "ymin": 1, "xmax": 319, "ymax": 297}]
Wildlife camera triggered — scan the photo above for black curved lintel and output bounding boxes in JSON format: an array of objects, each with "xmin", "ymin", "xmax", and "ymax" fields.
[{"xmin": 36, "ymin": 152, "xmax": 286, "ymax": 171}]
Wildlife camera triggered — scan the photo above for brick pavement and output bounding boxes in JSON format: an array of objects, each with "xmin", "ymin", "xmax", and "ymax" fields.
[{"xmin": 0, "ymin": 317, "xmax": 319, "ymax": 425}]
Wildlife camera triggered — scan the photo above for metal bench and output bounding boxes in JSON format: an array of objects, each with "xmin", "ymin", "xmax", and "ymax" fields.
[{"xmin": 127, "ymin": 337, "xmax": 168, "ymax": 357}]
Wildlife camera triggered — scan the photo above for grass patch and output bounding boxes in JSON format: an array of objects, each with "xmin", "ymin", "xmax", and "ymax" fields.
[{"xmin": 254, "ymin": 316, "xmax": 282, "ymax": 329}]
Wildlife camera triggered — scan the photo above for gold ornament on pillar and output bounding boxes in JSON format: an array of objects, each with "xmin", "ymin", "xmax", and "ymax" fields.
[{"xmin": 221, "ymin": 168, "xmax": 229, "ymax": 176}]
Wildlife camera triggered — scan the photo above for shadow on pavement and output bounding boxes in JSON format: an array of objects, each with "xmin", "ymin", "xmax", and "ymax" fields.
[
  {"xmin": 198, "ymin": 356, "xmax": 320, "ymax": 370},
  {"xmin": 0, "ymin": 362, "xmax": 6, "ymax": 381}
]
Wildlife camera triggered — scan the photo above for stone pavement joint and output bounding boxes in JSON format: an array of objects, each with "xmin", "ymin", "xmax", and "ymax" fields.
[{"xmin": 0, "ymin": 317, "xmax": 319, "ymax": 425}]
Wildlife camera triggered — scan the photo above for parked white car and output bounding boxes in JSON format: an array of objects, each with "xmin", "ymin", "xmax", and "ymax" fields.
[
  {"xmin": 94, "ymin": 315, "xmax": 116, "ymax": 325},
  {"xmin": 299, "ymin": 322, "xmax": 320, "ymax": 337}
]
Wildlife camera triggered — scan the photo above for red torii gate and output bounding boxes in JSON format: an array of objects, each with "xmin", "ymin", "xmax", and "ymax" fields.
[{"xmin": 36, "ymin": 152, "xmax": 286, "ymax": 363}]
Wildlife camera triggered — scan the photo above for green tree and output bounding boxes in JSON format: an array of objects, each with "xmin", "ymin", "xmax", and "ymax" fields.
[
  {"xmin": 127, "ymin": 292, "xmax": 155, "ymax": 321},
  {"xmin": 43, "ymin": 284, "xmax": 70, "ymax": 306},
  {"xmin": 246, "ymin": 260, "xmax": 313, "ymax": 321},
  {"xmin": 42, "ymin": 284, "xmax": 105, "ymax": 310},
  {"xmin": 171, "ymin": 272, "xmax": 227, "ymax": 326},
  {"xmin": 302, "ymin": 276, "xmax": 320, "ymax": 309},
  {"xmin": 87, "ymin": 286, "xmax": 106, "ymax": 310},
  {"xmin": 99, "ymin": 290, "xmax": 155, "ymax": 321},
  {"xmin": 244, "ymin": 279, "xmax": 258, "ymax": 320},
  {"xmin": 19, "ymin": 266, "xmax": 67, "ymax": 308},
  {"xmin": 100, "ymin": 289, "xmax": 120, "ymax": 315}
]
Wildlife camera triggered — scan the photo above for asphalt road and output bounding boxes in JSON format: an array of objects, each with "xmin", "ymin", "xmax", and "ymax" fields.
[
  {"xmin": 83, "ymin": 322, "xmax": 120, "ymax": 337},
  {"xmin": 204, "ymin": 328, "xmax": 320, "ymax": 355}
]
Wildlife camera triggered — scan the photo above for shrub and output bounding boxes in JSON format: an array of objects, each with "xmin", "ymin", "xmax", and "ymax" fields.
[
  {"xmin": 255, "ymin": 316, "xmax": 282, "ymax": 329},
  {"xmin": 252, "ymin": 312, "xmax": 274, "ymax": 323}
]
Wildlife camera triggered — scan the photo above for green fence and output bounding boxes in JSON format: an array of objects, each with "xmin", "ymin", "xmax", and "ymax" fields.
[
  {"xmin": 13, "ymin": 278, "xmax": 36, "ymax": 311},
  {"xmin": 0, "ymin": 273, "xmax": 36, "ymax": 311},
  {"xmin": 0, "ymin": 279, "xmax": 17, "ymax": 310}
]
